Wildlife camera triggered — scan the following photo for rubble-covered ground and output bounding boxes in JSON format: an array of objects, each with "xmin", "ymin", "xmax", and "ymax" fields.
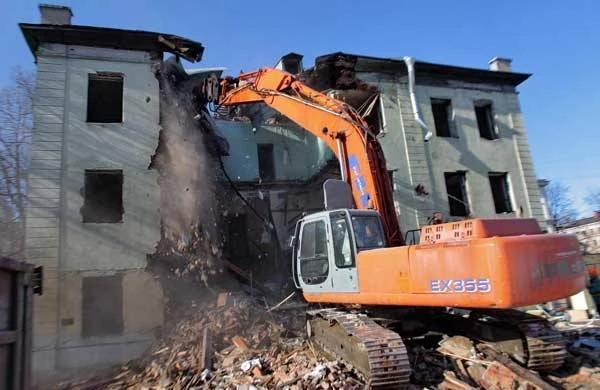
[{"xmin": 54, "ymin": 290, "xmax": 600, "ymax": 390}]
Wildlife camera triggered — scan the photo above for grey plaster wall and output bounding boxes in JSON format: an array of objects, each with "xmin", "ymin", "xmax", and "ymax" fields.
[
  {"xmin": 25, "ymin": 43, "xmax": 165, "ymax": 385},
  {"xmin": 355, "ymin": 71, "xmax": 547, "ymax": 233}
]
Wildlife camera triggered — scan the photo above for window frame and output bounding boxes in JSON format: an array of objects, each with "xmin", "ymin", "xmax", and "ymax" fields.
[
  {"xmin": 474, "ymin": 100, "xmax": 497, "ymax": 140},
  {"xmin": 488, "ymin": 172, "xmax": 514, "ymax": 214},
  {"xmin": 257, "ymin": 143, "xmax": 275, "ymax": 181},
  {"xmin": 82, "ymin": 169, "xmax": 124, "ymax": 223},
  {"xmin": 298, "ymin": 219, "xmax": 330, "ymax": 285},
  {"xmin": 350, "ymin": 214, "xmax": 386, "ymax": 252},
  {"xmin": 86, "ymin": 72, "xmax": 124, "ymax": 124},
  {"xmin": 81, "ymin": 274, "xmax": 124, "ymax": 338},
  {"xmin": 431, "ymin": 97, "xmax": 456, "ymax": 138},
  {"xmin": 330, "ymin": 211, "xmax": 356, "ymax": 268},
  {"xmin": 444, "ymin": 171, "xmax": 470, "ymax": 217}
]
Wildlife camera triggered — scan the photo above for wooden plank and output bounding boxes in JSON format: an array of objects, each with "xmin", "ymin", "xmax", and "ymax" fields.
[
  {"xmin": 22, "ymin": 281, "xmax": 33, "ymax": 390},
  {"xmin": 0, "ymin": 271, "xmax": 11, "ymax": 331},
  {"xmin": 68, "ymin": 45, "xmax": 151, "ymax": 62},
  {"xmin": 33, "ymin": 95, "xmax": 64, "ymax": 107},
  {"xmin": 479, "ymin": 345, "xmax": 554, "ymax": 390},
  {"xmin": 0, "ymin": 331, "xmax": 17, "ymax": 345},
  {"xmin": 27, "ymin": 178, "xmax": 60, "ymax": 189},
  {"xmin": 36, "ymin": 71, "xmax": 66, "ymax": 82},
  {"xmin": 199, "ymin": 328, "xmax": 212, "ymax": 371},
  {"xmin": 0, "ymin": 345, "xmax": 10, "ymax": 389},
  {"xmin": 37, "ymin": 56, "xmax": 66, "ymax": 65},
  {"xmin": 28, "ymin": 169, "xmax": 61, "ymax": 180},
  {"xmin": 31, "ymin": 142, "xmax": 62, "ymax": 152},
  {"xmin": 0, "ymin": 258, "xmax": 32, "ymax": 273},
  {"xmin": 25, "ymin": 218, "xmax": 58, "ymax": 229},
  {"xmin": 35, "ymin": 88, "xmax": 64, "ymax": 99},
  {"xmin": 29, "ymin": 159, "xmax": 61, "ymax": 170},
  {"xmin": 36, "ymin": 63, "xmax": 65, "ymax": 73},
  {"xmin": 25, "ymin": 237, "xmax": 57, "ymax": 249},
  {"xmin": 34, "ymin": 112, "xmax": 63, "ymax": 124},
  {"xmin": 28, "ymin": 188, "xmax": 60, "ymax": 199},
  {"xmin": 24, "ymin": 247, "xmax": 58, "ymax": 260},
  {"xmin": 36, "ymin": 79, "xmax": 64, "ymax": 90},
  {"xmin": 30, "ymin": 150, "xmax": 61, "ymax": 161},
  {"xmin": 12, "ymin": 273, "xmax": 24, "ymax": 390},
  {"xmin": 26, "ymin": 197, "xmax": 60, "ymax": 208},
  {"xmin": 32, "ymin": 133, "xmax": 62, "ymax": 143},
  {"xmin": 35, "ymin": 123, "xmax": 63, "ymax": 133},
  {"xmin": 24, "ymin": 227, "xmax": 58, "ymax": 239}
]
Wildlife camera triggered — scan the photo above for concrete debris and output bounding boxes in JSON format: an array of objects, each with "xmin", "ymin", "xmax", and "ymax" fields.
[
  {"xmin": 240, "ymin": 358, "xmax": 262, "ymax": 372},
  {"xmin": 437, "ymin": 335, "xmax": 476, "ymax": 360},
  {"xmin": 53, "ymin": 293, "xmax": 600, "ymax": 390}
]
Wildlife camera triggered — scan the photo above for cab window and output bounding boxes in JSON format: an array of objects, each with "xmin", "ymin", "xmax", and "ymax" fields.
[
  {"xmin": 330, "ymin": 213, "xmax": 355, "ymax": 267},
  {"xmin": 351, "ymin": 215, "xmax": 385, "ymax": 251},
  {"xmin": 299, "ymin": 220, "xmax": 329, "ymax": 284}
]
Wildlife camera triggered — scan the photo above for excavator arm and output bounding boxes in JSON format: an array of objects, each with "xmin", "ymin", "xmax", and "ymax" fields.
[{"xmin": 219, "ymin": 68, "xmax": 404, "ymax": 246}]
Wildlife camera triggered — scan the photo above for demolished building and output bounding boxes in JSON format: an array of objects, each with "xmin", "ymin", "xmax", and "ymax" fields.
[
  {"xmin": 20, "ymin": 3, "xmax": 556, "ymax": 387},
  {"xmin": 19, "ymin": 4, "xmax": 336, "ymax": 384}
]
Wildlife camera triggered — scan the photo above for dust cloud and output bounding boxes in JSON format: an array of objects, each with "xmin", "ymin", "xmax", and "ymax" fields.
[{"xmin": 148, "ymin": 57, "xmax": 233, "ymax": 312}]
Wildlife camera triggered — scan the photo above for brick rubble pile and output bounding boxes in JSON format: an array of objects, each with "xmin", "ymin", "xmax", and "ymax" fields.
[{"xmin": 55, "ymin": 293, "xmax": 600, "ymax": 390}]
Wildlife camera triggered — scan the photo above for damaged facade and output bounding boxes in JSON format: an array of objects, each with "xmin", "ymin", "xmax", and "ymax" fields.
[
  {"xmin": 20, "ymin": 4, "xmax": 208, "ymax": 383},
  {"xmin": 21, "ymin": 4, "xmax": 551, "ymax": 386},
  {"xmin": 214, "ymin": 119, "xmax": 337, "ymax": 282}
]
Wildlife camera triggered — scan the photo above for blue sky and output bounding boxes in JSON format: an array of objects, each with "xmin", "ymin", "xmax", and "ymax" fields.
[{"xmin": 3, "ymin": 0, "xmax": 599, "ymax": 215}]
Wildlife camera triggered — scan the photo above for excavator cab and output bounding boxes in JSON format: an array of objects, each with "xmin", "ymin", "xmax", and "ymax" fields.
[{"xmin": 291, "ymin": 209, "xmax": 386, "ymax": 294}]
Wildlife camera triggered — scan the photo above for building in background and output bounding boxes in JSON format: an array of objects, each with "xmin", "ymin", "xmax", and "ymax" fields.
[
  {"xmin": 299, "ymin": 52, "xmax": 546, "ymax": 237},
  {"xmin": 560, "ymin": 211, "xmax": 600, "ymax": 264}
]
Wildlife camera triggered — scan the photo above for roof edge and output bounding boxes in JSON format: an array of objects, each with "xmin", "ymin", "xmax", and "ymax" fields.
[
  {"xmin": 19, "ymin": 23, "xmax": 204, "ymax": 63},
  {"xmin": 314, "ymin": 52, "xmax": 531, "ymax": 87}
]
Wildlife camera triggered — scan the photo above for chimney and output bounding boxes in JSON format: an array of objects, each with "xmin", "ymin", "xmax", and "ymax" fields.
[
  {"xmin": 39, "ymin": 4, "xmax": 73, "ymax": 25},
  {"xmin": 488, "ymin": 57, "xmax": 512, "ymax": 72}
]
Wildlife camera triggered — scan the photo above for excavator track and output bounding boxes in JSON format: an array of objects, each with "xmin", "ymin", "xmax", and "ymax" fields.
[
  {"xmin": 426, "ymin": 309, "xmax": 567, "ymax": 372},
  {"xmin": 435, "ymin": 309, "xmax": 567, "ymax": 372},
  {"xmin": 306, "ymin": 308, "xmax": 411, "ymax": 388},
  {"xmin": 481, "ymin": 309, "xmax": 567, "ymax": 371}
]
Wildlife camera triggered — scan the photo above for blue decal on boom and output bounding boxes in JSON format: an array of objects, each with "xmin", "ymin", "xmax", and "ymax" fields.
[{"xmin": 348, "ymin": 154, "xmax": 371, "ymax": 208}]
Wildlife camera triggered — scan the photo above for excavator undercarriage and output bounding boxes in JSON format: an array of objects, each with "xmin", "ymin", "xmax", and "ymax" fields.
[
  {"xmin": 307, "ymin": 308, "xmax": 412, "ymax": 388},
  {"xmin": 306, "ymin": 307, "xmax": 568, "ymax": 388}
]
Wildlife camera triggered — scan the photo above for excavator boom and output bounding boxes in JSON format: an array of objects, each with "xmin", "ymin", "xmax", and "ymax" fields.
[{"xmin": 220, "ymin": 68, "xmax": 404, "ymax": 246}]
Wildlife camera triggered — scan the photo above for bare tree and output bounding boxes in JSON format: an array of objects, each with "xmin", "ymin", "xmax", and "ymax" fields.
[
  {"xmin": 0, "ymin": 68, "xmax": 34, "ymax": 258},
  {"xmin": 585, "ymin": 189, "xmax": 600, "ymax": 212},
  {"xmin": 545, "ymin": 181, "xmax": 578, "ymax": 229}
]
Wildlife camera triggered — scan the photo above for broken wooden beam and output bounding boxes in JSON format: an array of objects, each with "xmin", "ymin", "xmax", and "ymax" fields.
[
  {"xmin": 478, "ymin": 345, "xmax": 555, "ymax": 390},
  {"xmin": 199, "ymin": 327, "xmax": 212, "ymax": 371}
]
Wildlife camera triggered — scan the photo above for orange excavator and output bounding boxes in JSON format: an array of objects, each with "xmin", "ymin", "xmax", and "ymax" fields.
[{"xmin": 218, "ymin": 68, "xmax": 586, "ymax": 387}]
